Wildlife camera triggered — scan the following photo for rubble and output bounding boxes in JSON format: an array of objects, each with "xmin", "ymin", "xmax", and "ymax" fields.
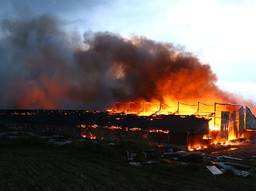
[
  {"xmin": 124, "ymin": 143, "xmax": 255, "ymax": 178},
  {"xmin": 127, "ymin": 151, "xmax": 137, "ymax": 161},
  {"xmin": 48, "ymin": 139, "xmax": 73, "ymax": 146},
  {"xmin": 216, "ymin": 156, "xmax": 243, "ymax": 162},
  {"xmin": 233, "ymin": 170, "xmax": 250, "ymax": 177},
  {"xmin": 162, "ymin": 150, "xmax": 205, "ymax": 163},
  {"xmin": 129, "ymin": 162, "xmax": 141, "ymax": 167},
  {"xmin": 206, "ymin": 165, "xmax": 223, "ymax": 175},
  {"xmin": 215, "ymin": 162, "xmax": 251, "ymax": 177},
  {"xmin": 161, "ymin": 159, "xmax": 188, "ymax": 166},
  {"xmin": 142, "ymin": 160, "xmax": 159, "ymax": 165}
]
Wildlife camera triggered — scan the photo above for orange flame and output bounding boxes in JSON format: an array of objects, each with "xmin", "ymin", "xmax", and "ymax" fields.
[{"xmin": 110, "ymin": 99, "xmax": 245, "ymax": 150}]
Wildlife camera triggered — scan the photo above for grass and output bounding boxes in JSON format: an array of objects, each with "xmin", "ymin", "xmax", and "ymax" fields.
[{"xmin": 0, "ymin": 138, "xmax": 255, "ymax": 191}]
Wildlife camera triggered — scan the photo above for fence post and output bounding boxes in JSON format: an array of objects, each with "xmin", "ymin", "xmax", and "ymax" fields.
[
  {"xmin": 214, "ymin": 102, "xmax": 217, "ymax": 128},
  {"xmin": 143, "ymin": 101, "xmax": 145, "ymax": 113}
]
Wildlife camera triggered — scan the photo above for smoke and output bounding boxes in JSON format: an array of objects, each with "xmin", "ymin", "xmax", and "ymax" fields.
[
  {"xmin": 0, "ymin": 15, "xmax": 239, "ymax": 109},
  {"xmin": 0, "ymin": 15, "xmax": 75, "ymax": 108}
]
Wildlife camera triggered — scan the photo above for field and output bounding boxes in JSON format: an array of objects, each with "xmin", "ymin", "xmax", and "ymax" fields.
[{"xmin": 0, "ymin": 138, "xmax": 255, "ymax": 191}]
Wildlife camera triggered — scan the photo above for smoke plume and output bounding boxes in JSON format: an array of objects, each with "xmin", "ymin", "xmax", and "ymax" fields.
[{"xmin": 0, "ymin": 15, "xmax": 239, "ymax": 109}]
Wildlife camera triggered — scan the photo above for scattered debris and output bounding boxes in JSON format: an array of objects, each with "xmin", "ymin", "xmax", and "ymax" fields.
[
  {"xmin": 206, "ymin": 165, "xmax": 223, "ymax": 175},
  {"xmin": 251, "ymin": 155, "xmax": 256, "ymax": 159},
  {"xmin": 161, "ymin": 150, "xmax": 174, "ymax": 157},
  {"xmin": 174, "ymin": 151, "xmax": 205, "ymax": 163},
  {"xmin": 125, "ymin": 145, "xmax": 255, "ymax": 177},
  {"xmin": 127, "ymin": 151, "xmax": 137, "ymax": 161},
  {"xmin": 217, "ymin": 156, "xmax": 243, "ymax": 162},
  {"xmin": 0, "ymin": 131, "xmax": 37, "ymax": 139},
  {"xmin": 129, "ymin": 162, "xmax": 141, "ymax": 167},
  {"xmin": 48, "ymin": 139, "xmax": 72, "ymax": 146},
  {"xmin": 142, "ymin": 150, "xmax": 160, "ymax": 160},
  {"xmin": 161, "ymin": 158, "xmax": 188, "ymax": 166},
  {"xmin": 142, "ymin": 160, "xmax": 158, "ymax": 165},
  {"xmin": 233, "ymin": 170, "xmax": 250, "ymax": 177},
  {"xmin": 215, "ymin": 162, "xmax": 251, "ymax": 177}
]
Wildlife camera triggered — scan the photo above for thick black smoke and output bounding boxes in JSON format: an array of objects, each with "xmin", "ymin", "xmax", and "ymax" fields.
[{"xmin": 0, "ymin": 15, "xmax": 233, "ymax": 109}]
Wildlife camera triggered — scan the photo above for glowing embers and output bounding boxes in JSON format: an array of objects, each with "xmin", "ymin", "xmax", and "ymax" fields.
[
  {"xmin": 188, "ymin": 130, "xmax": 248, "ymax": 152},
  {"xmin": 148, "ymin": 129, "xmax": 170, "ymax": 134},
  {"xmin": 103, "ymin": 125, "xmax": 122, "ymax": 130},
  {"xmin": 188, "ymin": 144, "xmax": 208, "ymax": 152},
  {"xmin": 79, "ymin": 124, "xmax": 98, "ymax": 129},
  {"xmin": 81, "ymin": 132, "xmax": 96, "ymax": 140},
  {"xmin": 187, "ymin": 138, "xmax": 246, "ymax": 152},
  {"xmin": 130, "ymin": 128, "xmax": 142, "ymax": 132},
  {"xmin": 79, "ymin": 122, "xmax": 246, "ymax": 152},
  {"xmin": 80, "ymin": 124, "xmax": 97, "ymax": 140}
]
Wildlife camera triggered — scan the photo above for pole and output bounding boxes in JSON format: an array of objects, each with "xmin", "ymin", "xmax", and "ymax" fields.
[
  {"xmin": 159, "ymin": 101, "xmax": 162, "ymax": 112},
  {"xmin": 177, "ymin": 101, "xmax": 180, "ymax": 114},
  {"xmin": 143, "ymin": 100, "xmax": 145, "ymax": 113},
  {"xmin": 214, "ymin": 102, "xmax": 217, "ymax": 128}
]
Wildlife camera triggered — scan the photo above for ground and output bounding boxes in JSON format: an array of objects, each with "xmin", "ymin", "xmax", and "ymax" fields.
[{"xmin": 0, "ymin": 138, "xmax": 255, "ymax": 191}]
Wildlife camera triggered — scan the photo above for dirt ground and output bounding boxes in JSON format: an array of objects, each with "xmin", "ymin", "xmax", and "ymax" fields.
[{"xmin": 0, "ymin": 138, "xmax": 255, "ymax": 191}]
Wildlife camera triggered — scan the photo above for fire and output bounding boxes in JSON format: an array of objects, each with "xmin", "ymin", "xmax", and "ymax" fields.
[
  {"xmin": 148, "ymin": 129, "xmax": 170, "ymax": 134},
  {"xmin": 81, "ymin": 132, "xmax": 96, "ymax": 140},
  {"xmin": 80, "ymin": 124, "xmax": 97, "ymax": 140},
  {"xmin": 188, "ymin": 144, "xmax": 208, "ymax": 152},
  {"xmin": 209, "ymin": 125, "xmax": 219, "ymax": 131},
  {"xmin": 110, "ymin": 99, "xmax": 246, "ymax": 150}
]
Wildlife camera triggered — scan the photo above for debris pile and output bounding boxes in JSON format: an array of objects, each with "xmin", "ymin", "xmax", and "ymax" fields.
[{"xmin": 126, "ymin": 144, "xmax": 256, "ymax": 178}]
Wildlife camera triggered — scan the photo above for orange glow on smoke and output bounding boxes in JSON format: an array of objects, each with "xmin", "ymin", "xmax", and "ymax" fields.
[{"xmin": 16, "ymin": 77, "xmax": 67, "ymax": 109}]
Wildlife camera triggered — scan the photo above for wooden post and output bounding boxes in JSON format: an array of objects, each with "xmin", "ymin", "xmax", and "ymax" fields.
[
  {"xmin": 214, "ymin": 103, "xmax": 217, "ymax": 128},
  {"xmin": 186, "ymin": 131, "xmax": 190, "ymax": 151},
  {"xmin": 142, "ymin": 100, "xmax": 145, "ymax": 113},
  {"xmin": 159, "ymin": 101, "xmax": 162, "ymax": 113},
  {"xmin": 177, "ymin": 101, "xmax": 180, "ymax": 114}
]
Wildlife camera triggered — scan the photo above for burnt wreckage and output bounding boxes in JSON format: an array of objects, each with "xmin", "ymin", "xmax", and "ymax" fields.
[{"xmin": 0, "ymin": 110, "xmax": 209, "ymax": 147}]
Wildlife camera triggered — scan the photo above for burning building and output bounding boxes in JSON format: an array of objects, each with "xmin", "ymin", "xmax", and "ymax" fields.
[
  {"xmin": 98, "ymin": 101, "xmax": 255, "ymax": 150},
  {"xmin": 0, "ymin": 16, "xmax": 256, "ymax": 150},
  {"xmin": 79, "ymin": 112, "xmax": 209, "ymax": 148}
]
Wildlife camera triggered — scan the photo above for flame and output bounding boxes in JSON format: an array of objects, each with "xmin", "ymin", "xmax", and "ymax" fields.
[
  {"xmin": 81, "ymin": 132, "xmax": 96, "ymax": 140},
  {"xmin": 110, "ymin": 99, "xmax": 246, "ymax": 150},
  {"xmin": 188, "ymin": 144, "xmax": 208, "ymax": 151},
  {"xmin": 148, "ymin": 129, "xmax": 170, "ymax": 134}
]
